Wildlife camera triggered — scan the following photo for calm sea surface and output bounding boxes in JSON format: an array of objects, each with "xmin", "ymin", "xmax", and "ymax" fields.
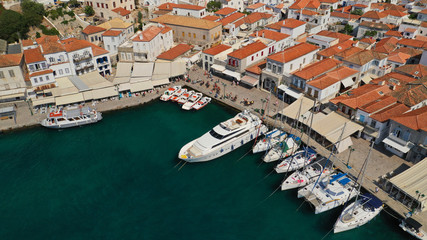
[{"xmin": 0, "ymin": 100, "xmax": 408, "ymax": 239}]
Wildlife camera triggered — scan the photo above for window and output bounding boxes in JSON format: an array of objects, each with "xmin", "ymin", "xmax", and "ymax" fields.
[
  {"xmin": 49, "ymin": 57, "xmax": 55, "ymax": 62},
  {"xmin": 58, "ymin": 69, "xmax": 63, "ymax": 75},
  {"xmin": 261, "ymin": 51, "xmax": 263, "ymax": 56},
  {"xmin": 65, "ymin": 68, "xmax": 70, "ymax": 73},
  {"xmin": 203, "ymin": 35, "xmax": 206, "ymax": 40},
  {"xmin": 41, "ymin": 62, "xmax": 46, "ymax": 69},
  {"xmin": 8, "ymin": 70, "xmax": 15, "ymax": 77},
  {"xmin": 373, "ymin": 60, "xmax": 379, "ymax": 66},
  {"xmin": 29, "ymin": 65, "xmax": 35, "ymax": 71},
  {"xmin": 97, "ymin": 2, "xmax": 99, "ymax": 7},
  {"xmin": 267, "ymin": 63, "xmax": 271, "ymax": 69},
  {"xmin": 113, "ymin": 1, "xmax": 116, "ymax": 7},
  {"xmin": 45, "ymin": 76, "xmax": 49, "ymax": 81},
  {"xmin": 402, "ymin": 131, "xmax": 411, "ymax": 141},
  {"xmin": 107, "ymin": 45, "xmax": 110, "ymax": 50},
  {"xmin": 193, "ymin": 33, "xmax": 196, "ymax": 38},
  {"xmin": 278, "ymin": 66, "xmax": 282, "ymax": 73},
  {"xmin": 303, "ymin": 58, "xmax": 305, "ymax": 64},
  {"xmin": 205, "ymin": 56, "xmax": 208, "ymax": 60},
  {"xmin": 101, "ymin": 3, "xmax": 104, "ymax": 8},
  {"xmin": 393, "ymin": 127, "xmax": 401, "ymax": 138},
  {"xmin": 34, "ymin": 78, "xmax": 38, "ymax": 83},
  {"xmin": 182, "ymin": 32, "xmax": 185, "ymax": 37},
  {"xmin": 273, "ymin": 65, "xmax": 276, "ymax": 73},
  {"xmin": 106, "ymin": 4, "xmax": 108, "ymax": 8},
  {"xmin": 0, "ymin": 71, "xmax": 4, "ymax": 78},
  {"xmin": 290, "ymin": 64, "xmax": 293, "ymax": 71},
  {"xmin": 39, "ymin": 77, "xmax": 43, "ymax": 82},
  {"xmin": 188, "ymin": 33, "xmax": 191, "ymax": 37},
  {"xmin": 251, "ymin": 56, "xmax": 254, "ymax": 61},
  {"xmin": 210, "ymin": 57, "xmax": 212, "ymax": 61}
]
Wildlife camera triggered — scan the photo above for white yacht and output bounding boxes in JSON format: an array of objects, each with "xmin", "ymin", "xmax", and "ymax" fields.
[
  {"xmin": 263, "ymin": 135, "xmax": 300, "ymax": 162},
  {"xmin": 178, "ymin": 110, "xmax": 268, "ymax": 162},
  {"xmin": 399, "ymin": 218, "xmax": 427, "ymax": 240},
  {"xmin": 192, "ymin": 97, "xmax": 211, "ymax": 110},
  {"xmin": 252, "ymin": 129, "xmax": 286, "ymax": 153},
  {"xmin": 41, "ymin": 107, "xmax": 102, "ymax": 129},
  {"xmin": 182, "ymin": 92, "xmax": 202, "ymax": 110},
  {"xmin": 160, "ymin": 86, "xmax": 181, "ymax": 101},
  {"xmin": 281, "ymin": 157, "xmax": 334, "ymax": 191},
  {"xmin": 298, "ymin": 172, "xmax": 359, "ymax": 214},
  {"xmin": 177, "ymin": 90, "xmax": 194, "ymax": 104},
  {"xmin": 334, "ymin": 193, "xmax": 383, "ymax": 233},
  {"xmin": 275, "ymin": 148, "xmax": 317, "ymax": 173},
  {"xmin": 170, "ymin": 88, "xmax": 187, "ymax": 102}
]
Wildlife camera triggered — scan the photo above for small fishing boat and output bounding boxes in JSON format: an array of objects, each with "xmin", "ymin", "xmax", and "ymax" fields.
[
  {"xmin": 41, "ymin": 107, "xmax": 102, "ymax": 129},
  {"xmin": 192, "ymin": 96, "xmax": 211, "ymax": 110},
  {"xmin": 170, "ymin": 88, "xmax": 187, "ymax": 102},
  {"xmin": 252, "ymin": 129, "xmax": 286, "ymax": 154},
  {"xmin": 160, "ymin": 86, "xmax": 181, "ymax": 101},
  {"xmin": 399, "ymin": 218, "xmax": 427, "ymax": 240},
  {"xmin": 177, "ymin": 90, "xmax": 194, "ymax": 105},
  {"xmin": 182, "ymin": 92, "xmax": 203, "ymax": 110},
  {"xmin": 334, "ymin": 193, "xmax": 383, "ymax": 233},
  {"xmin": 275, "ymin": 148, "xmax": 317, "ymax": 173},
  {"xmin": 281, "ymin": 157, "xmax": 334, "ymax": 191},
  {"xmin": 263, "ymin": 135, "xmax": 300, "ymax": 162}
]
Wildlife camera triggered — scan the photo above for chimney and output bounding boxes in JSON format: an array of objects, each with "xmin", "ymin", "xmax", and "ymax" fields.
[
  {"xmin": 139, "ymin": 34, "xmax": 143, "ymax": 40},
  {"xmin": 262, "ymin": 32, "xmax": 265, "ymax": 38},
  {"xmin": 256, "ymin": 31, "xmax": 259, "ymax": 37}
]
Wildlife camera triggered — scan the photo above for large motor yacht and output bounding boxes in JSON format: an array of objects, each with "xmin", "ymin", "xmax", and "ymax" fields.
[
  {"xmin": 178, "ymin": 110, "xmax": 268, "ymax": 162},
  {"xmin": 41, "ymin": 106, "xmax": 102, "ymax": 129}
]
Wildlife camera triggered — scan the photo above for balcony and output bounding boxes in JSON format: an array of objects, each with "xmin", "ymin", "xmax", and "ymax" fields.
[
  {"xmin": 73, "ymin": 53, "xmax": 92, "ymax": 62},
  {"xmin": 76, "ymin": 62, "xmax": 94, "ymax": 70}
]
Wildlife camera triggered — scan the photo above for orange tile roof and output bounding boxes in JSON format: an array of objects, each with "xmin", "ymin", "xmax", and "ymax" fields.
[
  {"xmin": 24, "ymin": 47, "xmax": 45, "ymax": 64},
  {"xmin": 385, "ymin": 30, "xmax": 403, "ymax": 38},
  {"xmin": 202, "ymin": 15, "xmax": 220, "ymax": 21},
  {"xmin": 174, "ymin": 4, "xmax": 204, "ymax": 10},
  {"xmin": 247, "ymin": 2, "xmax": 265, "ymax": 9},
  {"xmin": 202, "ymin": 44, "xmax": 231, "ymax": 55},
  {"xmin": 102, "ymin": 29, "xmax": 122, "ymax": 37},
  {"xmin": 360, "ymin": 21, "xmax": 394, "ymax": 30},
  {"xmin": 214, "ymin": 7, "xmax": 237, "ymax": 16},
  {"xmin": 373, "ymin": 37, "xmax": 398, "ymax": 54},
  {"xmin": 239, "ymin": 12, "xmax": 273, "ymax": 25},
  {"xmin": 268, "ymin": 43, "xmax": 319, "ymax": 63},
  {"xmin": 383, "ymin": 10, "xmax": 407, "ymax": 17},
  {"xmin": 151, "ymin": 15, "xmax": 221, "ymax": 30},
  {"xmin": 60, "ymin": 38, "xmax": 108, "ymax": 56},
  {"xmin": 132, "ymin": 26, "xmax": 163, "ymax": 42},
  {"xmin": 353, "ymin": 3, "xmax": 368, "ymax": 8},
  {"xmin": 219, "ymin": 12, "xmax": 245, "ymax": 26},
  {"xmin": 307, "ymin": 66, "xmax": 358, "ymax": 90},
  {"xmin": 336, "ymin": 6, "xmax": 352, "ymax": 13},
  {"xmin": 290, "ymin": 0, "xmax": 320, "ymax": 9},
  {"xmin": 387, "ymin": 52, "xmax": 411, "ymax": 64},
  {"xmin": 245, "ymin": 60, "xmax": 266, "ymax": 75},
  {"xmin": 320, "ymin": 0, "xmax": 338, "ymax": 3},
  {"xmin": 157, "ymin": 44, "xmax": 193, "ymax": 60},
  {"xmin": 275, "ymin": 3, "xmax": 284, "ymax": 9},
  {"xmin": 293, "ymin": 58, "xmax": 342, "ymax": 80},
  {"xmin": 392, "ymin": 47, "xmax": 422, "ymax": 58},
  {"xmin": 391, "ymin": 105, "xmax": 427, "ymax": 131},
  {"xmin": 334, "ymin": 46, "xmax": 364, "ymax": 58},
  {"xmin": 305, "ymin": 0, "xmax": 321, "ymax": 9},
  {"xmin": 343, "ymin": 50, "xmax": 387, "ymax": 66},
  {"xmin": 370, "ymin": 72, "xmax": 417, "ymax": 85},
  {"xmin": 22, "ymin": 39, "xmax": 34, "ymax": 47},
  {"xmin": 395, "ymin": 64, "xmax": 427, "ymax": 78},
  {"xmin": 330, "ymin": 11, "xmax": 361, "ymax": 20},
  {"xmin": 35, "ymin": 35, "xmax": 60, "ymax": 45},
  {"xmin": 228, "ymin": 41, "xmax": 267, "ymax": 60},
  {"xmin": 360, "ymin": 38, "xmax": 376, "ymax": 44},
  {"xmin": 40, "ymin": 41, "xmax": 66, "ymax": 54},
  {"xmin": 29, "ymin": 69, "xmax": 53, "ymax": 77},
  {"xmin": 405, "ymin": 27, "xmax": 417, "ymax": 33},
  {"xmin": 361, "ymin": 10, "xmax": 388, "ymax": 19},
  {"xmin": 316, "ymin": 30, "xmax": 352, "ymax": 43},
  {"xmin": 415, "ymin": 35, "xmax": 427, "ymax": 42},
  {"xmin": 330, "ymin": 84, "xmax": 392, "ymax": 109},
  {"xmin": 250, "ymin": 30, "xmax": 290, "ymax": 41},
  {"xmin": 397, "ymin": 38, "xmax": 427, "ymax": 48},
  {"xmin": 0, "ymin": 53, "xmax": 22, "ymax": 67},
  {"xmin": 82, "ymin": 25, "xmax": 106, "ymax": 35},
  {"xmin": 112, "ymin": 7, "xmax": 131, "ymax": 16},
  {"xmin": 358, "ymin": 95, "xmax": 397, "ymax": 113},
  {"xmin": 91, "ymin": 44, "xmax": 109, "ymax": 56},
  {"xmin": 370, "ymin": 103, "xmax": 410, "ymax": 122},
  {"xmin": 420, "ymin": 9, "xmax": 427, "ymax": 14},
  {"xmin": 158, "ymin": 2, "xmax": 176, "ymax": 11},
  {"xmin": 422, "ymin": 21, "xmax": 427, "ymax": 28},
  {"xmin": 296, "ymin": 9, "xmax": 318, "ymax": 15},
  {"xmin": 317, "ymin": 40, "xmax": 355, "ymax": 58},
  {"xmin": 389, "ymin": 79, "xmax": 427, "ymax": 107}
]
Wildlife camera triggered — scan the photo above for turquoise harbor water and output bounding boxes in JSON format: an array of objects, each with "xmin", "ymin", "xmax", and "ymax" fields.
[{"xmin": 0, "ymin": 100, "xmax": 409, "ymax": 239}]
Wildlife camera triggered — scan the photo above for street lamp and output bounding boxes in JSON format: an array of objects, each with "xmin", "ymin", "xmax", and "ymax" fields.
[
  {"xmin": 346, "ymin": 146, "xmax": 355, "ymax": 168},
  {"xmin": 221, "ymin": 82, "xmax": 227, "ymax": 99}
]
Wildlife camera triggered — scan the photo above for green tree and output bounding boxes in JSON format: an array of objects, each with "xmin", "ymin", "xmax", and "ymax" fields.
[
  {"xmin": 40, "ymin": 25, "xmax": 60, "ymax": 36},
  {"xmin": 409, "ymin": 13, "xmax": 418, "ymax": 19},
  {"xmin": 21, "ymin": 0, "xmax": 45, "ymax": 27},
  {"xmin": 68, "ymin": 0, "xmax": 80, "ymax": 8},
  {"xmin": 0, "ymin": 9, "xmax": 29, "ymax": 42},
  {"xmin": 84, "ymin": 6, "xmax": 95, "ymax": 16},
  {"xmin": 206, "ymin": 1, "xmax": 221, "ymax": 12},
  {"xmin": 364, "ymin": 30, "xmax": 377, "ymax": 37},
  {"xmin": 137, "ymin": 11, "xmax": 143, "ymax": 30},
  {"xmin": 36, "ymin": 31, "xmax": 41, "ymax": 38},
  {"xmin": 350, "ymin": 9, "xmax": 363, "ymax": 16},
  {"xmin": 341, "ymin": 24, "xmax": 354, "ymax": 35}
]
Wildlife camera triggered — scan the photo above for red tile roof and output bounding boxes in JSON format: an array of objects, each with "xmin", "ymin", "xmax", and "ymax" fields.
[
  {"xmin": 202, "ymin": 15, "xmax": 220, "ymax": 21},
  {"xmin": 395, "ymin": 64, "xmax": 427, "ymax": 78},
  {"xmin": 60, "ymin": 38, "xmax": 108, "ymax": 56},
  {"xmin": 392, "ymin": 47, "xmax": 422, "ymax": 58},
  {"xmin": 102, "ymin": 29, "xmax": 122, "ymax": 37},
  {"xmin": 370, "ymin": 103, "xmax": 410, "ymax": 122},
  {"xmin": 157, "ymin": 44, "xmax": 193, "ymax": 60},
  {"xmin": 389, "ymin": 79, "xmax": 427, "ymax": 107},
  {"xmin": 293, "ymin": 58, "xmax": 342, "ymax": 80},
  {"xmin": 112, "ymin": 7, "xmax": 131, "ymax": 16},
  {"xmin": 214, "ymin": 7, "xmax": 237, "ymax": 16},
  {"xmin": 290, "ymin": 0, "xmax": 320, "ymax": 9},
  {"xmin": 336, "ymin": 6, "xmax": 352, "ymax": 13},
  {"xmin": 245, "ymin": 60, "xmax": 266, "ymax": 75},
  {"xmin": 334, "ymin": 46, "xmax": 364, "ymax": 58},
  {"xmin": 361, "ymin": 10, "xmax": 388, "ymax": 19},
  {"xmin": 40, "ymin": 41, "xmax": 66, "ymax": 54},
  {"xmin": 387, "ymin": 52, "xmax": 411, "ymax": 64},
  {"xmin": 237, "ymin": 12, "xmax": 273, "ymax": 25},
  {"xmin": 35, "ymin": 35, "xmax": 60, "ymax": 45},
  {"xmin": 343, "ymin": 50, "xmax": 387, "ymax": 66},
  {"xmin": 353, "ymin": 3, "xmax": 368, "ymax": 8},
  {"xmin": 383, "ymin": 10, "xmax": 407, "ymax": 17},
  {"xmin": 158, "ymin": 2, "xmax": 176, "ymax": 11},
  {"xmin": 29, "ymin": 69, "xmax": 53, "ymax": 77},
  {"xmin": 317, "ymin": 40, "xmax": 355, "ymax": 58},
  {"xmin": 268, "ymin": 43, "xmax": 319, "ymax": 63},
  {"xmin": 132, "ymin": 26, "xmax": 163, "ymax": 42},
  {"xmin": 391, "ymin": 105, "xmax": 427, "ymax": 131},
  {"xmin": 281, "ymin": 18, "xmax": 306, "ymax": 29},
  {"xmin": 22, "ymin": 39, "xmax": 35, "ymax": 47},
  {"xmin": 370, "ymin": 72, "xmax": 417, "ymax": 85},
  {"xmin": 330, "ymin": 84, "xmax": 392, "ymax": 109},
  {"xmin": 360, "ymin": 38, "xmax": 376, "ymax": 44},
  {"xmin": 316, "ymin": 30, "xmax": 352, "ymax": 43},
  {"xmin": 405, "ymin": 27, "xmax": 417, "ymax": 33},
  {"xmin": 373, "ymin": 37, "xmax": 398, "ymax": 54},
  {"xmin": 82, "ymin": 25, "xmax": 106, "ymax": 35},
  {"xmin": 358, "ymin": 95, "xmax": 397, "ymax": 113},
  {"xmin": 250, "ymin": 30, "xmax": 290, "ymax": 41},
  {"xmin": 228, "ymin": 41, "xmax": 267, "ymax": 60},
  {"xmin": 202, "ymin": 44, "xmax": 231, "ymax": 56},
  {"xmin": 174, "ymin": 4, "xmax": 204, "ymax": 10},
  {"xmin": 308, "ymin": 66, "xmax": 358, "ymax": 90},
  {"xmin": 24, "ymin": 47, "xmax": 45, "ymax": 64},
  {"xmin": 219, "ymin": 12, "xmax": 245, "ymax": 26},
  {"xmin": 330, "ymin": 11, "xmax": 361, "ymax": 20},
  {"xmin": 247, "ymin": 2, "xmax": 265, "ymax": 9},
  {"xmin": 0, "ymin": 53, "xmax": 22, "ymax": 67},
  {"xmin": 296, "ymin": 9, "xmax": 318, "ymax": 16},
  {"xmin": 385, "ymin": 30, "xmax": 403, "ymax": 38}
]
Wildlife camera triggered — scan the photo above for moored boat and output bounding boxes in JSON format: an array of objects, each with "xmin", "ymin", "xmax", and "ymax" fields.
[
  {"xmin": 41, "ymin": 107, "xmax": 102, "ymax": 129},
  {"xmin": 192, "ymin": 96, "xmax": 211, "ymax": 110},
  {"xmin": 182, "ymin": 92, "xmax": 202, "ymax": 110},
  {"xmin": 178, "ymin": 110, "xmax": 268, "ymax": 162},
  {"xmin": 262, "ymin": 135, "xmax": 300, "ymax": 162},
  {"xmin": 170, "ymin": 88, "xmax": 187, "ymax": 102},
  {"xmin": 399, "ymin": 218, "xmax": 427, "ymax": 240},
  {"xmin": 177, "ymin": 90, "xmax": 194, "ymax": 105},
  {"xmin": 252, "ymin": 129, "xmax": 286, "ymax": 154},
  {"xmin": 275, "ymin": 148, "xmax": 317, "ymax": 173},
  {"xmin": 160, "ymin": 86, "xmax": 181, "ymax": 101}
]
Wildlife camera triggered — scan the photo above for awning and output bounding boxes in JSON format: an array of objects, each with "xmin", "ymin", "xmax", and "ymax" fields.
[
  {"xmin": 170, "ymin": 60, "xmax": 186, "ymax": 77},
  {"xmin": 361, "ymin": 75, "xmax": 372, "ymax": 84},
  {"xmin": 211, "ymin": 64, "xmax": 226, "ymax": 72},
  {"xmin": 341, "ymin": 78, "xmax": 354, "ymax": 88},
  {"xmin": 153, "ymin": 62, "xmax": 171, "ymax": 78},
  {"xmin": 335, "ymin": 136, "xmax": 353, "ymax": 153},
  {"xmin": 91, "ymin": 87, "xmax": 118, "ymax": 99},
  {"xmin": 278, "ymin": 85, "xmax": 303, "ymax": 99},
  {"xmin": 152, "ymin": 79, "xmax": 170, "ymax": 86},
  {"xmin": 278, "ymin": 96, "xmax": 314, "ymax": 119},
  {"xmin": 0, "ymin": 92, "xmax": 25, "ymax": 100},
  {"xmin": 79, "ymin": 71, "xmax": 113, "ymax": 89},
  {"xmin": 118, "ymin": 83, "xmax": 131, "ymax": 92},
  {"xmin": 130, "ymin": 77, "xmax": 151, "ymax": 83},
  {"xmin": 240, "ymin": 24, "xmax": 248, "ymax": 30},
  {"xmin": 83, "ymin": 91, "xmax": 93, "ymax": 101},
  {"xmin": 130, "ymin": 81, "xmax": 153, "ymax": 92},
  {"xmin": 311, "ymin": 112, "xmax": 363, "ymax": 144},
  {"xmin": 115, "ymin": 62, "xmax": 133, "ymax": 78},
  {"xmin": 382, "ymin": 137, "xmax": 412, "ymax": 153},
  {"xmin": 55, "ymin": 93, "xmax": 84, "ymax": 106},
  {"xmin": 131, "ymin": 62, "xmax": 154, "ymax": 78},
  {"xmin": 223, "ymin": 69, "xmax": 241, "ymax": 80},
  {"xmin": 240, "ymin": 75, "xmax": 258, "ymax": 87},
  {"xmin": 32, "ymin": 97, "xmax": 55, "ymax": 106},
  {"xmin": 113, "ymin": 76, "xmax": 130, "ymax": 84}
]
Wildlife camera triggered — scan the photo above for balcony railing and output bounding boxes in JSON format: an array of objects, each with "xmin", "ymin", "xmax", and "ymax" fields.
[
  {"xmin": 388, "ymin": 133, "xmax": 412, "ymax": 147},
  {"xmin": 73, "ymin": 53, "xmax": 92, "ymax": 62}
]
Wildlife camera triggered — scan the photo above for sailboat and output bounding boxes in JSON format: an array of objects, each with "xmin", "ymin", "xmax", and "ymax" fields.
[
  {"xmin": 262, "ymin": 134, "xmax": 300, "ymax": 162},
  {"xmin": 252, "ymin": 129, "xmax": 287, "ymax": 153},
  {"xmin": 334, "ymin": 142, "xmax": 383, "ymax": 233},
  {"xmin": 275, "ymin": 147, "xmax": 317, "ymax": 173},
  {"xmin": 280, "ymin": 157, "xmax": 334, "ymax": 191}
]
